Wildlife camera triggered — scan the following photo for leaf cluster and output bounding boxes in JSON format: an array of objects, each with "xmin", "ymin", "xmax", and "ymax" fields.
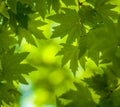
[{"xmin": 0, "ymin": 0, "xmax": 120, "ymax": 106}]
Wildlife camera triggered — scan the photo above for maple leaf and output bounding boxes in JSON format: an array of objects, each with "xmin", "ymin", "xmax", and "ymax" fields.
[
  {"xmin": 59, "ymin": 83, "xmax": 96, "ymax": 107},
  {"xmin": 0, "ymin": 1, "xmax": 9, "ymax": 19},
  {"xmin": 27, "ymin": 14, "xmax": 46, "ymax": 39},
  {"xmin": 87, "ymin": 0, "xmax": 118, "ymax": 23},
  {"xmin": 18, "ymin": 13, "xmax": 46, "ymax": 45},
  {"xmin": 0, "ymin": 47, "xmax": 36, "ymax": 84},
  {"xmin": 78, "ymin": 35, "xmax": 87, "ymax": 69},
  {"xmin": 7, "ymin": 0, "xmax": 34, "ymax": 14},
  {"xmin": 48, "ymin": 8, "xmax": 82, "ymax": 44},
  {"xmin": 8, "ymin": 1, "xmax": 34, "ymax": 32},
  {"xmin": 78, "ymin": 5, "xmax": 102, "ymax": 27},
  {"xmin": 84, "ymin": 68, "xmax": 118, "ymax": 96},
  {"xmin": 7, "ymin": 0, "xmax": 17, "ymax": 14},
  {"xmin": 84, "ymin": 74, "xmax": 108, "ymax": 96},
  {"xmin": 0, "ymin": 27, "xmax": 16, "ymax": 51},
  {"xmin": 96, "ymin": 4, "xmax": 118, "ymax": 23},
  {"xmin": 0, "ymin": 82, "xmax": 20, "ymax": 105},
  {"xmin": 0, "ymin": 0, "xmax": 120, "ymax": 106},
  {"xmin": 57, "ymin": 44, "xmax": 79, "ymax": 73},
  {"xmin": 47, "ymin": 0, "xmax": 60, "ymax": 13},
  {"xmin": 35, "ymin": 0, "xmax": 47, "ymax": 19}
]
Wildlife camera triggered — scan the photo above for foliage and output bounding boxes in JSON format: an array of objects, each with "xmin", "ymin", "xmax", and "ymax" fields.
[{"xmin": 0, "ymin": 0, "xmax": 120, "ymax": 107}]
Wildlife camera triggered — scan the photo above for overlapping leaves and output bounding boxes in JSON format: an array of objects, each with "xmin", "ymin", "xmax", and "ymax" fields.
[
  {"xmin": 0, "ymin": 50, "xmax": 34, "ymax": 105},
  {"xmin": 0, "ymin": 27, "xmax": 16, "ymax": 51},
  {"xmin": 86, "ymin": 0, "xmax": 118, "ymax": 24},
  {"xmin": 83, "ymin": 68, "xmax": 120, "ymax": 107},
  {"xmin": 0, "ymin": 47, "xmax": 36, "ymax": 84},
  {"xmin": 0, "ymin": 47, "xmax": 36, "ymax": 105},
  {"xmin": 47, "ymin": 8, "xmax": 85, "ymax": 72},
  {"xmin": 0, "ymin": 82, "xmax": 20, "ymax": 105},
  {"xmin": 57, "ymin": 83, "xmax": 96, "ymax": 107},
  {"xmin": 0, "ymin": 0, "xmax": 120, "ymax": 106},
  {"xmin": 18, "ymin": 13, "xmax": 46, "ymax": 45}
]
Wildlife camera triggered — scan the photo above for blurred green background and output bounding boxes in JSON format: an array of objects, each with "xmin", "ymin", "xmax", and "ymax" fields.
[{"xmin": 16, "ymin": 22, "xmax": 76, "ymax": 107}]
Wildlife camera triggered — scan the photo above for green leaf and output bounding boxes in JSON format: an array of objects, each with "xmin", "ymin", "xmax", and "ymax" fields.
[
  {"xmin": 57, "ymin": 44, "xmax": 79, "ymax": 73},
  {"xmin": 16, "ymin": 2, "xmax": 30, "ymax": 29},
  {"xmin": 86, "ymin": 0, "xmax": 96, "ymax": 6},
  {"xmin": 8, "ymin": 2, "xmax": 33, "ymax": 32},
  {"xmin": 61, "ymin": 0, "xmax": 76, "ymax": 6},
  {"xmin": 110, "ymin": 88, "xmax": 120, "ymax": 107},
  {"xmin": 79, "ymin": 56, "xmax": 86, "ymax": 70},
  {"xmin": 59, "ymin": 83, "xmax": 96, "ymax": 107},
  {"xmin": 0, "ymin": 82, "xmax": 20, "ymax": 105},
  {"xmin": 84, "ymin": 69, "xmax": 118, "ymax": 97},
  {"xmin": 18, "ymin": 28, "xmax": 36, "ymax": 45},
  {"xmin": 56, "ymin": 97, "xmax": 64, "ymax": 107},
  {"xmin": 35, "ymin": 0, "xmax": 47, "ymax": 19},
  {"xmin": 88, "ymin": 50, "xmax": 99, "ymax": 66},
  {"xmin": 1, "ymin": 47, "xmax": 36, "ymax": 84},
  {"xmin": 87, "ymin": 24, "xmax": 117, "ymax": 64},
  {"xmin": 78, "ymin": 5, "xmax": 102, "ymax": 27},
  {"xmin": 0, "ymin": 27, "xmax": 16, "ymax": 51},
  {"xmin": 0, "ymin": 0, "xmax": 120, "ymax": 106},
  {"xmin": 28, "ymin": 14, "xmax": 47, "ymax": 39},
  {"xmin": 48, "ymin": 8, "xmax": 82, "ymax": 44},
  {"xmin": 0, "ymin": 1, "xmax": 10, "ymax": 18},
  {"xmin": 19, "ymin": 0, "xmax": 34, "ymax": 7},
  {"xmin": 86, "ymin": 0, "xmax": 118, "ymax": 24},
  {"xmin": 78, "ymin": 35, "xmax": 87, "ymax": 58},
  {"xmin": 95, "ymin": 0, "xmax": 118, "ymax": 23},
  {"xmin": 47, "ymin": 0, "xmax": 60, "ymax": 12},
  {"xmin": 95, "ymin": 0, "xmax": 112, "ymax": 8},
  {"xmin": 17, "ymin": 13, "xmax": 46, "ymax": 45},
  {"xmin": 7, "ymin": 0, "xmax": 17, "ymax": 13},
  {"xmin": 115, "ymin": 47, "xmax": 120, "ymax": 58},
  {"xmin": 111, "ymin": 57, "xmax": 120, "ymax": 77},
  {"xmin": 84, "ymin": 74, "xmax": 108, "ymax": 96}
]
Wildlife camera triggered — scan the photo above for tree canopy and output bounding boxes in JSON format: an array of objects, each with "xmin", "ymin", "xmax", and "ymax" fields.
[{"xmin": 0, "ymin": 0, "xmax": 120, "ymax": 107}]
